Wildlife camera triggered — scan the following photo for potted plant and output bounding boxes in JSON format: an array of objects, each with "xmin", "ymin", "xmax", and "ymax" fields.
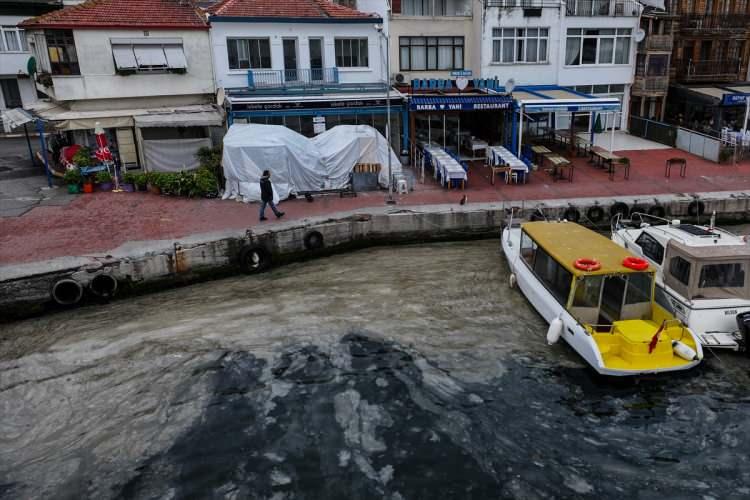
[
  {"xmin": 146, "ymin": 172, "xmax": 161, "ymax": 195},
  {"xmin": 121, "ymin": 172, "xmax": 137, "ymax": 192},
  {"xmin": 95, "ymin": 170, "xmax": 113, "ymax": 191},
  {"xmin": 72, "ymin": 147, "xmax": 93, "ymax": 169},
  {"xmin": 134, "ymin": 172, "xmax": 148, "ymax": 191},
  {"xmin": 82, "ymin": 175, "xmax": 95, "ymax": 193},
  {"xmin": 63, "ymin": 167, "xmax": 82, "ymax": 194}
]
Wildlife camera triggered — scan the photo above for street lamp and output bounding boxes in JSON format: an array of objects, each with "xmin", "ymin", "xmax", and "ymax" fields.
[{"xmin": 375, "ymin": 22, "xmax": 395, "ymax": 205}]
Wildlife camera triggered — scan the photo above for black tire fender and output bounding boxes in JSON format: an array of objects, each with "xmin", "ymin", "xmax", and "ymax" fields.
[
  {"xmin": 687, "ymin": 200, "xmax": 705, "ymax": 217},
  {"xmin": 303, "ymin": 230, "xmax": 324, "ymax": 251},
  {"xmin": 648, "ymin": 204, "xmax": 666, "ymax": 219},
  {"xmin": 610, "ymin": 202, "xmax": 629, "ymax": 218},
  {"xmin": 51, "ymin": 279, "xmax": 83, "ymax": 306},
  {"xmin": 89, "ymin": 273, "xmax": 118, "ymax": 298},
  {"xmin": 563, "ymin": 207, "xmax": 581, "ymax": 223},
  {"xmin": 238, "ymin": 246, "xmax": 271, "ymax": 274},
  {"xmin": 630, "ymin": 205, "xmax": 647, "ymax": 218},
  {"xmin": 587, "ymin": 205, "xmax": 605, "ymax": 223}
]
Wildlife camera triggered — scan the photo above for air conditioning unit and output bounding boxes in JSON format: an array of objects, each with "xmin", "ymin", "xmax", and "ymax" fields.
[{"xmin": 393, "ymin": 73, "xmax": 405, "ymax": 84}]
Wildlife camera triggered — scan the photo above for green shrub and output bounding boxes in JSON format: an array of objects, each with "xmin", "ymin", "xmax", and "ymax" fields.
[
  {"xmin": 196, "ymin": 145, "xmax": 222, "ymax": 171},
  {"xmin": 194, "ymin": 167, "xmax": 218, "ymax": 197},
  {"xmin": 122, "ymin": 172, "xmax": 138, "ymax": 184},
  {"xmin": 72, "ymin": 147, "xmax": 93, "ymax": 167},
  {"xmin": 133, "ymin": 172, "xmax": 148, "ymax": 189},
  {"xmin": 63, "ymin": 168, "xmax": 82, "ymax": 185},
  {"xmin": 95, "ymin": 170, "xmax": 112, "ymax": 183}
]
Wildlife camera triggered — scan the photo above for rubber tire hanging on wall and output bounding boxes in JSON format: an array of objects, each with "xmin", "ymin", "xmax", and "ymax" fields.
[
  {"xmin": 238, "ymin": 246, "xmax": 271, "ymax": 274},
  {"xmin": 303, "ymin": 231, "xmax": 324, "ymax": 251},
  {"xmin": 630, "ymin": 205, "xmax": 647, "ymax": 218},
  {"xmin": 687, "ymin": 200, "xmax": 705, "ymax": 217},
  {"xmin": 586, "ymin": 205, "xmax": 605, "ymax": 223},
  {"xmin": 563, "ymin": 207, "xmax": 581, "ymax": 223},
  {"xmin": 648, "ymin": 204, "xmax": 666, "ymax": 219},
  {"xmin": 89, "ymin": 274, "xmax": 118, "ymax": 299},
  {"xmin": 609, "ymin": 202, "xmax": 629, "ymax": 219}
]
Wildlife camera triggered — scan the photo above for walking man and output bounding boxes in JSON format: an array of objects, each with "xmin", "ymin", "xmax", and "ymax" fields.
[{"xmin": 259, "ymin": 170, "xmax": 284, "ymax": 221}]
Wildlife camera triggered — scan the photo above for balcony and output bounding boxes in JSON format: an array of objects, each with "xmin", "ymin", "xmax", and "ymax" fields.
[
  {"xmin": 486, "ymin": 0, "xmax": 562, "ymax": 8},
  {"xmin": 632, "ymin": 76, "xmax": 669, "ymax": 94},
  {"xmin": 675, "ymin": 58, "xmax": 742, "ymax": 83},
  {"xmin": 398, "ymin": 0, "xmax": 472, "ymax": 16},
  {"xmin": 679, "ymin": 14, "xmax": 750, "ymax": 32},
  {"xmin": 638, "ymin": 34, "xmax": 673, "ymax": 52},
  {"xmin": 565, "ymin": 0, "xmax": 639, "ymax": 16},
  {"xmin": 247, "ymin": 68, "xmax": 339, "ymax": 90}
]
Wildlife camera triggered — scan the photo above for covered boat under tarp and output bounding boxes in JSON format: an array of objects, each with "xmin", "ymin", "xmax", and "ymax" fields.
[{"xmin": 221, "ymin": 124, "xmax": 401, "ymax": 202}]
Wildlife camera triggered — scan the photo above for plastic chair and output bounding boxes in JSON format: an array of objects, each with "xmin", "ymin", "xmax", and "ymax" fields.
[{"xmin": 396, "ymin": 178, "xmax": 408, "ymax": 194}]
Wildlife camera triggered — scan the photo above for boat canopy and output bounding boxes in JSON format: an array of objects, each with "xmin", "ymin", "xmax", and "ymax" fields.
[
  {"xmin": 522, "ymin": 221, "xmax": 653, "ymax": 277},
  {"xmin": 664, "ymin": 240, "xmax": 750, "ymax": 300}
]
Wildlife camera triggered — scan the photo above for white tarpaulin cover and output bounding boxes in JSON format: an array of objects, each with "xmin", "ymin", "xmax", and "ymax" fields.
[
  {"xmin": 143, "ymin": 137, "xmax": 212, "ymax": 172},
  {"xmin": 222, "ymin": 124, "xmax": 401, "ymax": 202}
]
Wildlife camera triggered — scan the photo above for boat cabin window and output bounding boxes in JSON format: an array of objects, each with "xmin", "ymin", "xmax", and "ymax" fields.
[
  {"xmin": 532, "ymin": 245, "xmax": 573, "ymax": 305},
  {"xmin": 573, "ymin": 275, "xmax": 603, "ymax": 308},
  {"xmin": 698, "ymin": 263, "xmax": 745, "ymax": 288},
  {"xmin": 669, "ymin": 256, "xmax": 691, "ymax": 286},
  {"xmin": 520, "ymin": 230, "xmax": 537, "ymax": 265},
  {"xmin": 569, "ymin": 272, "xmax": 654, "ymax": 326},
  {"xmin": 635, "ymin": 232, "xmax": 664, "ymax": 264}
]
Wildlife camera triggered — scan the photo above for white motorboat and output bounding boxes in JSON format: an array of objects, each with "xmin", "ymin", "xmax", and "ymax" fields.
[
  {"xmin": 611, "ymin": 213, "xmax": 750, "ymax": 353},
  {"xmin": 502, "ymin": 219, "xmax": 703, "ymax": 376}
]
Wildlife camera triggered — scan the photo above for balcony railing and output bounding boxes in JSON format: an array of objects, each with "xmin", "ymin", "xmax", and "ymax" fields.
[
  {"xmin": 486, "ymin": 0, "xmax": 562, "ymax": 8},
  {"xmin": 565, "ymin": 0, "xmax": 639, "ymax": 16},
  {"xmin": 679, "ymin": 14, "xmax": 750, "ymax": 31},
  {"xmin": 247, "ymin": 68, "xmax": 339, "ymax": 90},
  {"xmin": 675, "ymin": 58, "xmax": 742, "ymax": 82},
  {"xmin": 638, "ymin": 34, "xmax": 673, "ymax": 52},
  {"xmin": 632, "ymin": 76, "xmax": 669, "ymax": 93}
]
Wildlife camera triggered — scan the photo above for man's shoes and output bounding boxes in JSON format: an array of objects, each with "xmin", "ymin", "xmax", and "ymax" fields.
[
  {"xmin": 276, "ymin": 212, "xmax": 285, "ymax": 218},
  {"xmin": 259, "ymin": 217, "xmax": 268, "ymax": 221}
]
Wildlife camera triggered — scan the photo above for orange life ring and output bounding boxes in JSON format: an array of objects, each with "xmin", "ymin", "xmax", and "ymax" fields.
[
  {"xmin": 574, "ymin": 258, "xmax": 601, "ymax": 272},
  {"xmin": 622, "ymin": 256, "xmax": 649, "ymax": 271}
]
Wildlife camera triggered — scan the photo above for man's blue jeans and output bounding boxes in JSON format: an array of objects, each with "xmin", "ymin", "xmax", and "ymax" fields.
[{"xmin": 260, "ymin": 200, "xmax": 281, "ymax": 219}]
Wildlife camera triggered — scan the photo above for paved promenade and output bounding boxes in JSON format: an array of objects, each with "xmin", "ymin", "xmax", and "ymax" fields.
[{"xmin": 2, "ymin": 146, "xmax": 750, "ymax": 266}]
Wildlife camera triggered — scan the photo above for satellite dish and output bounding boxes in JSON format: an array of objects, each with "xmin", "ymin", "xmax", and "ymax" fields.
[
  {"xmin": 505, "ymin": 78, "xmax": 515, "ymax": 94},
  {"xmin": 635, "ymin": 29, "xmax": 646, "ymax": 42}
]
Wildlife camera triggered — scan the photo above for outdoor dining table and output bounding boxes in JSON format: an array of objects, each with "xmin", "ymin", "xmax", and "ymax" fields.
[
  {"xmin": 531, "ymin": 145, "xmax": 551, "ymax": 165},
  {"xmin": 589, "ymin": 146, "xmax": 626, "ymax": 180},
  {"xmin": 543, "ymin": 153, "xmax": 574, "ymax": 182},
  {"xmin": 424, "ymin": 146, "xmax": 467, "ymax": 189},
  {"xmin": 488, "ymin": 146, "xmax": 529, "ymax": 184}
]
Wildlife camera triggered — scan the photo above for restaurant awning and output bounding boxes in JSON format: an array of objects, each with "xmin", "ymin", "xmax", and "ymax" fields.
[
  {"xmin": 669, "ymin": 83, "xmax": 750, "ymax": 107},
  {"xmin": 133, "ymin": 110, "xmax": 224, "ymax": 128},
  {"xmin": 1, "ymin": 108, "xmax": 35, "ymax": 133},
  {"xmin": 513, "ymin": 85, "xmax": 621, "ymax": 113},
  {"xmin": 409, "ymin": 95, "xmax": 513, "ymax": 111}
]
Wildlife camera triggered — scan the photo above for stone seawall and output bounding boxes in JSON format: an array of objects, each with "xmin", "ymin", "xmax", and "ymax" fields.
[{"xmin": 2, "ymin": 191, "xmax": 750, "ymax": 322}]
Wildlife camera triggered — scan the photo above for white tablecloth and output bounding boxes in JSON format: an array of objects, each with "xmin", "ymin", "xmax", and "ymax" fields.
[{"xmin": 424, "ymin": 146, "xmax": 467, "ymax": 186}]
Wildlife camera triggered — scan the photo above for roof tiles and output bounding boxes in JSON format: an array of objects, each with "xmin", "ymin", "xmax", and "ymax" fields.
[
  {"xmin": 208, "ymin": 0, "xmax": 377, "ymax": 19},
  {"xmin": 19, "ymin": 0, "xmax": 208, "ymax": 30}
]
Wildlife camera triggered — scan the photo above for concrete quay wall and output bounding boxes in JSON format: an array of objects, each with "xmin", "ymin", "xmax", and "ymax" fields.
[{"xmin": 2, "ymin": 191, "xmax": 750, "ymax": 322}]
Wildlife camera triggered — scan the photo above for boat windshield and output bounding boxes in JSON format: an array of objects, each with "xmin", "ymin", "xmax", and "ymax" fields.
[
  {"xmin": 663, "ymin": 241, "xmax": 750, "ymax": 300},
  {"xmin": 570, "ymin": 272, "xmax": 653, "ymax": 326}
]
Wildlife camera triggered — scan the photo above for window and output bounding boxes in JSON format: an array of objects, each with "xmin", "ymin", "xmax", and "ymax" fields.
[
  {"xmin": 635, "ymin": 232, "xmax": 664, "ymax": 264},
  {"xmin": 669, "ymin": 256, "xmax": 691, "ymax": 286},
  {"xmin": 565, "ymin": 28, "xmax": 631, "ymax": 65},
  {"xmin": 573, "ymin": 275, "xmax": 603, "ymax": 307},
  {"xmin": 335, "ymin": 38, "xmax": 369, "ymax": 68},
  {"xmin": 533, "ymin": 246, "xmax": 573, "ymax": 305},
  {"xmin": 111, "ymin": 40, "xmax": 187, "ymax": 74},
  {"xmin": 227, "ymin": 38, "xmax": 271, "ymax": 70},
  {"xmin": 491, "ymin": 28, "xmax": 549, "ymax": 64},
  {"xmin": 45, "ymin": 30, "xmax": 79, "ymax": 75},
  {"xmin": 399, "ymin": 36, "xmax": 464, "ymax": 71},
  {"xmin": 402, "ymin": 0, "xmax": 470, "ymax": 16},
  {"xmin": 625, "ymin": 273, "xmax": 652, "ymax": 305},
  {"xmin": 699, "ymin": 263, "xmax": 745, "ymax": 288},
  {"xmin": 520, "ymin": 230, "xmax": 538, "ymax": 265},
  {"xmin": 1, "ymin": 27, "xmax": 27, "ymax": 53}
]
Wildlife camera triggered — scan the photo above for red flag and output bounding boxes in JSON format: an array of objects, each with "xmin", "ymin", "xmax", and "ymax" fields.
[{"xmin": 648, "ymin": 321, "xmax": 666, "ymax": 353}]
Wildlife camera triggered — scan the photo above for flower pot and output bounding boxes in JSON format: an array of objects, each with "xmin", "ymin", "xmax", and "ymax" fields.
[
  {"xmin": 82, "ymin": 182, "xmax": 94, "ymax": 194},
  {"xmin": 121, "ymin": 182, "xmax": 135, "ymax": 192},
  {"xmin": 97, "ymin": 182, "xmax": 113, "ymax": 192},
  {"xmin": 147, "ymin": 183, "xmax": 161, "ymax": 195},
  {"xmin": 67, "ymin": 183, "xmax": 80, "ymax": 194}
]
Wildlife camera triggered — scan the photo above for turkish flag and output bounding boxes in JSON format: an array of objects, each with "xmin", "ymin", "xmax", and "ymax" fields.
[{"xmin": 648, "ymin": 322, "xmax": 666, "ymax": 354}]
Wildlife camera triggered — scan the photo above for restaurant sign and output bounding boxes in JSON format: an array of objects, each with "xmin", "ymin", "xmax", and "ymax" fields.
[
  {"xmin": 410, "ymin": 96, "xmax": 512, "ymax": 111},
  {"xmin": 231, "ymin": 98, "xmax": 390, "ymax": 112},
  {"xmin": 722, "ymin": 93, "xmax": 750, "ymax": 106}
]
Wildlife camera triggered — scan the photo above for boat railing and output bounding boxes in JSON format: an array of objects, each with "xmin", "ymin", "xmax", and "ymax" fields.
[{"xmin": 613, "ymin": 212, "xmax": 691, "ymax": 246}]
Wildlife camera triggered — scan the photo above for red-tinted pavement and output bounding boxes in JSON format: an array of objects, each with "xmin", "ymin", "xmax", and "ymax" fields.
[{"xmin": 2, "ymin": 147, "xmax": 750, "ymax": 265}]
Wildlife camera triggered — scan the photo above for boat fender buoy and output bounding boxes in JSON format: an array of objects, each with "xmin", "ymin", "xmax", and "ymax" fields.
[
  {"xmin": 89, "ymin": 273, "xmax": 118, "ymax": 298},
  {"xmin": 587, "ymin": 205, "xmax": 605, "ymax": 223},
  {"xmin": 648, "ymin": 204, "xmax": 666, "ymax": 219},
  {"xmin": 563, "ymin": 207, "xmax": 580, "ymax": 223},
  {"xmin": 672, "ymin": 340, "xmax": 699, "ymax": 361},
  {"xmin": 574, "ymin": 258, "xmax": 601, "ymax": 272},
  {"xmin": 547, "ymin": 318, "xmax": 563, "ymax": 345},
  {"xmin": 508, "ymin": 273, "xmax": 516, "ymax": 289},
  {"xmin": 51, "ymin": 278, "xmax": 84, "ymax": 306},
  {"xmin": 303, "ymin": 230, "xmax": 324, "ymax": 251},
  {"xmin": 687, "ymin": 200, "xmax": 705, "ymax": 217},
  {"xmin": 238, "ymin": 246, "xmax": 271, "ymax": 274},
  {"xmin": 622, "ymin": 256, "xmax": 649, "ymax": 271},
  {"xmin": 610, "ymin": 202, "xmax": 629, "ymax": 218},
  {"xmin": 630, "ymin": 206, "xmax": 646, "ymax": 217}
]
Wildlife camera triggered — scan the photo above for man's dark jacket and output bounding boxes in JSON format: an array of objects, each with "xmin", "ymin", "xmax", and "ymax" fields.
[{"xmin": 260, "ymin": 175, "xmax": 273, "ymax": 202}]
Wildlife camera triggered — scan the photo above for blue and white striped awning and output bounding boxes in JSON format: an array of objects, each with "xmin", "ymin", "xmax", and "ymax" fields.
[
  {"xmin": 409, "ymin": 95, "xmax": 513, "ymax": 111},
  {"xmin": 513, "ymin": 86, "xmax": 621, "ymax": 113}
]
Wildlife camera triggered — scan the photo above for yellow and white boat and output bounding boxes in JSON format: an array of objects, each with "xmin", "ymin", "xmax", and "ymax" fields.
[{"xmin": 502, "ymin": 220, "xmax": 703, "ymax": 376}]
